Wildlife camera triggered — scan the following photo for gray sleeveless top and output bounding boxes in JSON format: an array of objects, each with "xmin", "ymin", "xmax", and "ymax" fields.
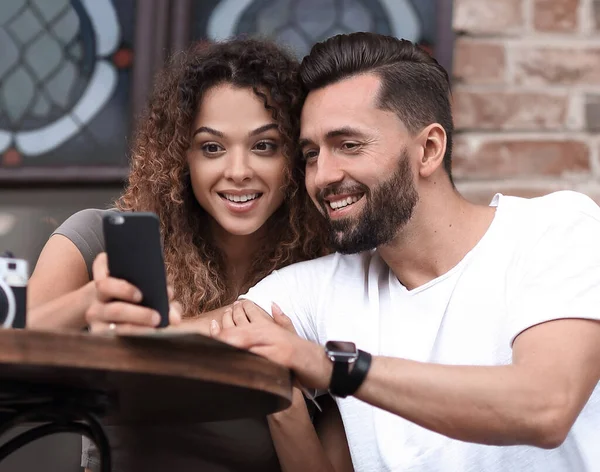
[{"xmin": 54, "ymin": 209, "xmax": 281, "ymax": 472}]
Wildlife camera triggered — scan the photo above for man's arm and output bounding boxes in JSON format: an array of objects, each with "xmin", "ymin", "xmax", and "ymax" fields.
[
  {"xmin": 219, "ymin": 313, "xmax": 600, "ymax": 449},
  {"xmin": 353, "ymin": 318, "xmax": 600, "ymax": 448}
]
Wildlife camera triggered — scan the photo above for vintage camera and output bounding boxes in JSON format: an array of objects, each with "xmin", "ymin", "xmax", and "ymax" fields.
[{"xmin": 0, "ymin": 254, "xmax": 28, "ymax": 329}]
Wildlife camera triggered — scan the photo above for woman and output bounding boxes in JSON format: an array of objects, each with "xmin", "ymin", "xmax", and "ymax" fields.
[{"xmin": 27, "ymin": 38, "xmax": 331, "ymax": 471}]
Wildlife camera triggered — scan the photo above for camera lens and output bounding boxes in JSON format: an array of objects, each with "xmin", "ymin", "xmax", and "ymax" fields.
[
  {"xmin": 0, "ymin": 288, "xmax": 9, "ymax": 325},
  {"xmin": 8, "ymin": 262, "xmax": 16, "ymax": 270},
  {"xmin": 110, "ymin": 215, "xmax": 125, "ymax": 225}
]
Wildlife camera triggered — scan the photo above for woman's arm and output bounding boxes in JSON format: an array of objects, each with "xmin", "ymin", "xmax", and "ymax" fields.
[
  {"xmin": 210, "ymin": 302, "xmax": 353, "ymax": 472},
  {"xmin": 27, "ymin": 235, "xmax": 94, "ymax": 330},
  {"xmin": 268, "ymin": 390, "xmax": 352, "ymax": 472}
]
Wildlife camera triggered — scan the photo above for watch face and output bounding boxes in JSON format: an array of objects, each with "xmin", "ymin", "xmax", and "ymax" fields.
[{"xmin": 326, "ymin": 341, "xmax": 358, "ymax": 360}]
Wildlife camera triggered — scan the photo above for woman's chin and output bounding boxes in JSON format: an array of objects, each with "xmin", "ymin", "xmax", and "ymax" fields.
[{"xmin": 216, "ymin": 220, "xmax": 266, "ymax": 238}]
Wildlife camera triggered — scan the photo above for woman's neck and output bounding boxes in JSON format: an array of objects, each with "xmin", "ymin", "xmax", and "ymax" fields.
[{"xmin": 209, "ymin": 220, "xmax": 266, "ymax": 296}]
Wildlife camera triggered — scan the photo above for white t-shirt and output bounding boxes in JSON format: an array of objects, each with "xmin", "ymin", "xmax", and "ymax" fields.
[{"xmin": 243, "ymin": 191, "xmax": 600, "ymax": 472}]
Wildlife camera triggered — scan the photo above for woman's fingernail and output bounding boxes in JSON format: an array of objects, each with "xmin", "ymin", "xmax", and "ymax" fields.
[
  {"xmin": 152, "ymin": 312, "xmax": 161, "ymax": 326},
  {"xmin": 233, "ymin": 300, "xmax": 240, "ymax": 306},
  {"xmin": 210, "ymin": 319, "xmax": 219, "ymax": 334},
  {"xmin": 134, "ymin": 290, "xmax": 143, "ymax": 302}
]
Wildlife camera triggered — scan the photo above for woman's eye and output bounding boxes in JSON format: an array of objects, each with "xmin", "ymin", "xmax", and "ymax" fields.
[
  {"xmin": 201, "ymin": 143, "xmax": 223, "ymax": 154},
  {"xmin": 253, "ymin": 141, "xmax": 278, "ymax": 153}
]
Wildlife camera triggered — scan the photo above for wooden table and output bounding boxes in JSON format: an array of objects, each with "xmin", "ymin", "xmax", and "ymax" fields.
[{"xmin": 0, "ymin": 329, "xmax": 293, "ymax": 472}]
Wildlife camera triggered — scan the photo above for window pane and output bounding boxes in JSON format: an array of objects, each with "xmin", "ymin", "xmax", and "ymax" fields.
[
  {"xmin": 193, "ymin": 0, "xmax": 440, "ymax": 59},
  {"xmin": 0, "ymin": 0, "xmax": 135, "ymax": 172}
]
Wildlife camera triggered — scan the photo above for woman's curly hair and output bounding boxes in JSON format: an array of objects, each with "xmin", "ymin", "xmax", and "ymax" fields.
[{"xmin": 116, "ymin": 39, "xmax": 330, "ymax": 317}]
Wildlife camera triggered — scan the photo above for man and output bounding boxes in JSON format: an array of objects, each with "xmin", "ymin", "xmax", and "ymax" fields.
[
  {"xmin": 213, "ymin": 33, "xmax": 600, "ymax": 471},
  {"xmin": 86, "ymin": 33, "xmax": 600, "ymax": 471}
]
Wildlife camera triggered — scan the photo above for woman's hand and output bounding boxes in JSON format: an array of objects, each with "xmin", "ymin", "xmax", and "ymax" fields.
[
  {"xmin": 210, "ymin": 300, "xmax": 331, "ymax": 392},
  {"xmin": 85, "ymin": 253, "xmax": 182, "ymax": 334},
  {"xmin": 209, "ymin": 299, "xmax": 295, "ymax": 336}
]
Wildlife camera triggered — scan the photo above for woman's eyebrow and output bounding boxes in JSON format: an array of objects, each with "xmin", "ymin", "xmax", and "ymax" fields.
[
  {"xmin": 192, "ymin": 126, "xmax": 223, "ymax": 138},
  {"xmin": 249, "ymin": 123, "xmax": 278, "ymax": 137}
]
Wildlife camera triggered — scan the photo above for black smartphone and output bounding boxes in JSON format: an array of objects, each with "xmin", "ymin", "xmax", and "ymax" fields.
[{"xmin": 103, "ymin": 212, "xmax": 169, "ymax": 328}]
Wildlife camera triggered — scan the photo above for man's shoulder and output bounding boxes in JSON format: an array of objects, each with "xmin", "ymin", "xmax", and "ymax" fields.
[
  {"xmin": 275, "ymin": 250, "xmax": 380, "ymax": 280},
  {"xmin": 499, "ymin": 190, "xmax": 600, "ymax": 228}
]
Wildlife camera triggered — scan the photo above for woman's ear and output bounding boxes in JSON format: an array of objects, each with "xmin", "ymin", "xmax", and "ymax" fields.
[{"xmin": 416, "ymin": 123, "xmax": 446, "ymax": 178}]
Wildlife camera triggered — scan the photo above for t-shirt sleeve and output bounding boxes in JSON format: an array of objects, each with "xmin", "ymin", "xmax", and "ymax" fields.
[
  {"xmin": 508, "ymin": 195, "xmax": 600, "ymax": 345},
  {"xmin": 239, "ymin": 257, "xmax": 336, "ymax": 343},
  {"xmin": 52, "ymin": 209, "xmax": 111, "ymax": 280}
]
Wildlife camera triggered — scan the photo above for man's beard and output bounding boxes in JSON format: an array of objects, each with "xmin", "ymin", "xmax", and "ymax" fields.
[{"xmin": 319, "ymin": 151, "xmax": 418, "ymax": 254}]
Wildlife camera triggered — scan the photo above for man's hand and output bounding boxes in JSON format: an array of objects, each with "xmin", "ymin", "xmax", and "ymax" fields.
[
  {"xmin": 86, "ymin": 252, "xmax": 182, "ymax": 334},
  {"xmin": 213, "ymin": 300, "xmax": 333, "ymax": 390}
]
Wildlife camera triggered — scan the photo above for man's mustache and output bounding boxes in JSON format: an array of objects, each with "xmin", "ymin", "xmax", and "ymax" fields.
[{"xmin": 317, "ymin": 183, "xmax": 369, "ymax": 203}]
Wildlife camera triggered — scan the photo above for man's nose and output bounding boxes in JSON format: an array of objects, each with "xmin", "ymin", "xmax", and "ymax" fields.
[{"xmin": 312, "ymin": 152, "xmax": 345, "ymax": 190}]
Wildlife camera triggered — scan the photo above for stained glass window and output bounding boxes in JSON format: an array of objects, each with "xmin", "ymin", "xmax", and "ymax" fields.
[
  {"xmin": 0, "ymin": 0, "xmax": 135, "ymax": 180},
  {"xmin": 194, "ymin": 0, "xmax": 442, "ymax": 60}
]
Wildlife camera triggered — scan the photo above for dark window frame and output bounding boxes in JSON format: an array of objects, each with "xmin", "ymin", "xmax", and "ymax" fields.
[
  {"xmin": 0, "ymin": 0, "xmax": 453, "ymax": 186},
  {"xmin": 0, "ymin": 0, "xmax": 185, "ymax": 185}
]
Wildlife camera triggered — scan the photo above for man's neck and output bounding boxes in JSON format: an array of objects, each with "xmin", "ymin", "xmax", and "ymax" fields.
[{"xmin": 377, "ymin": 188, "xmax": 496, "ymax": 291}]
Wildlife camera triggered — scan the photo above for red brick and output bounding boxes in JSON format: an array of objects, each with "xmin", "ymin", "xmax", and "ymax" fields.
[
  {"xmin": 585, "ymin": 94, "xmax": 600, "ymax": 131},
  {"xmin": 452, "ymin": 137, "xmax": 590, "ymax": 179},
  {"xmin": 453, "ymin": 39, "xmax": 506, "ymax": 85},
  {"xmin": 582, "ymin": 190, "xmax": 600, "ymax": 206},
  {"xmin": 453, "ymin": 90, "xmax": 568, "ymax": 130},
  {"xmin": 533, "ymin": 0, "xmax": 580, "ymax": 32},
  {"xmin": 454, "ymin": 0, "xmax": 524, "ymax": 34},
  {"xmin": 593, "ymin": 0, "xmax": 600, "ymax": 30},
  {"xmin": 514, "ymin": 46, "xmax": 600, "ymax": 85}
]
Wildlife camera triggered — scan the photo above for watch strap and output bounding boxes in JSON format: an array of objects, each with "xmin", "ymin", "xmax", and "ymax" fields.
[
  {"xmin": 329, "ymin": 356, "xmax": 351, "ymax": 397},
  {"xmin": 329, "ymin": 349, "xmax": 372, "ymax": 398},
  {"xmin": 346, "ymin": 349, "xmax": 372, "ymax": 396}
]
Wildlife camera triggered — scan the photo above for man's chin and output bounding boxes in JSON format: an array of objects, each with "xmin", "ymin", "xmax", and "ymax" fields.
[{"xmin": 331, "ymin": 233, "xmax": 377, "ymax": 254}]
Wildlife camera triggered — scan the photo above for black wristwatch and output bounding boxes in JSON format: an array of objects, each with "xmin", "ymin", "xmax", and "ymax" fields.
[{"xmin": 325, "ymin": 341, "xmax": 372, "ymax": 398}]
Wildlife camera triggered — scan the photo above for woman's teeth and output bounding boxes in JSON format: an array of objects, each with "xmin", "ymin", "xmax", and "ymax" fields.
[
  {"xmin": 329, "ymin": 195, "xmax": 362, "ymax": 210},
  {"xmin": 223, "ymin": 193, "xmax": 260, "ymax": 203}
]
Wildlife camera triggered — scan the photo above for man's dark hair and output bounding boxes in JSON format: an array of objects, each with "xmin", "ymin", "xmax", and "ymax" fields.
[{"xmin": 299, "ymin": 33, "xmax": 454, "ymax": 180}]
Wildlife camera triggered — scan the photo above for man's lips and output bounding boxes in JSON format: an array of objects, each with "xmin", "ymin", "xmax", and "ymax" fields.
[{"xmin": 320, "ymin": 193, "xmax": 365, "ymax": 219}]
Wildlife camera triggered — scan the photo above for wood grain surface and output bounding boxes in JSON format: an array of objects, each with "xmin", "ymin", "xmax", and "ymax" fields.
[{"xmin": 0, "ymin": 330, "xmax": 292, "ymax": 424}]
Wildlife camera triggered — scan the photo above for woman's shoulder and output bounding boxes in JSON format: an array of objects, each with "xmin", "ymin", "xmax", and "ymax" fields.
[
  {"xmin": 52, "ymin": 208, "xmax": 116, "ymax": 278},
  {"xmin": 56, "ymin": 208, "xmax": 115, "ymax": 233}
]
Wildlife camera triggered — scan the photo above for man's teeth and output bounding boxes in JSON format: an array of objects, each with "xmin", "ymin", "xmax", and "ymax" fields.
[
  {"xmin": 329, "ymin": 195, "xmax": 361, "ymax": 210},
  {"xmin": 224, "ymin": 193, "xmax": 260, "ymax": 203}
]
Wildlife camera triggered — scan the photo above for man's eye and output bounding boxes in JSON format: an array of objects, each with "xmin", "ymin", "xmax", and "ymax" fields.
[
  {"xmin": 342, "ymin": 142, "xmax": 360, "ymax": 151},
  {"xmin": 303, "ymin": 150, "xmax": 318, "ymax": 161}
]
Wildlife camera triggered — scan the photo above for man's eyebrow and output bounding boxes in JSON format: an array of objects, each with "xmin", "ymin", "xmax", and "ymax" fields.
[
  {"xmin": 249, "ymin": 123, "xmax": 278, "ymax": 137},
  {"xmin": 325, "ymin": 127, "xmax": 367, "ymax": 139},
  {"xmin": 192, "ymin": 126, "xmax": 223, "ymax": 138},
  {"xmin": 299, "ymin": 127, "xmax": 368, "ymax": 148},
  {"xmin": 298, "ymin": 137, "xmax": 313, "ymax": 149}
]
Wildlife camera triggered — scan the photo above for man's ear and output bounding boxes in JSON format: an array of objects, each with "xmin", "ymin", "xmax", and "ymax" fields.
[{"xmin": 416, "ymin": 123, "xmax": 446, "ymax": 178}]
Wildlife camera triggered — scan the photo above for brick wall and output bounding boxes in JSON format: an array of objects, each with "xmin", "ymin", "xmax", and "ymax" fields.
[{"xmin": 452, "ymin": 0, "xmax": 600, "ymax": 204}]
